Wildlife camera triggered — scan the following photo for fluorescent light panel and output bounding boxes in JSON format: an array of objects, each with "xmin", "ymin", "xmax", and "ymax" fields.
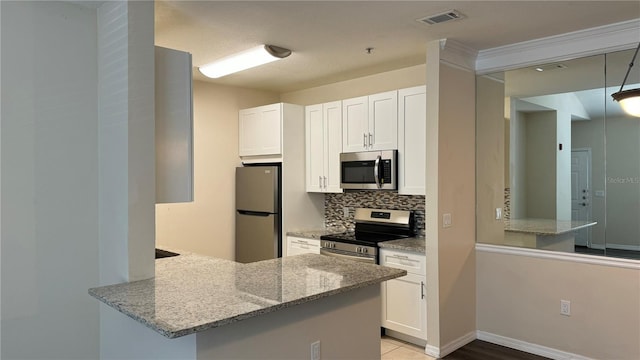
[{"xmin": 199, "ymin": 45, "xmax": 290, "ymax": 79}]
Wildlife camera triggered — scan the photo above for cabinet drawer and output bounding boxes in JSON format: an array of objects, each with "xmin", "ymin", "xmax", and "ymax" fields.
[
  {"xmin": 379, "ymin": 249, "xmax": 425, "ymax": 275},
  {"xmin": 286, "ymin": 236, "xmax": 320, "ymax": 256}
]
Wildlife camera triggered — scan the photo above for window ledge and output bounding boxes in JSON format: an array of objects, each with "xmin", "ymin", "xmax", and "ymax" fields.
[{"xmin": 476, "ymin": 243, "xmax": 640, "ymax": 270}]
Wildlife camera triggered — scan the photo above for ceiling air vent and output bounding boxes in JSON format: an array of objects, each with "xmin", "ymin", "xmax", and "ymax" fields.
[{"xmin": 417, "ymin": 10, "xmax": 465, "ymax": 25}]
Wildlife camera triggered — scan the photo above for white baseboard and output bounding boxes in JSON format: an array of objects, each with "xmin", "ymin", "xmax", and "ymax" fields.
[
  {"xmin": 425, "ymin": 331, "xmax": 476, "ymax": 358},
  {"xmin": 477, "ymin": 331, "xmax": 594, "ymax": 360}
]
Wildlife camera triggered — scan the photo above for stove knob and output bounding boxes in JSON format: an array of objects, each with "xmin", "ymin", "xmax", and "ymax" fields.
[
  {"xmin": 356, "ymin": 247, "xmax": 361, "ymax": 253},
  {"xmin": 362, "ymin": 248, "xmax": 368, "ymax": 254}
]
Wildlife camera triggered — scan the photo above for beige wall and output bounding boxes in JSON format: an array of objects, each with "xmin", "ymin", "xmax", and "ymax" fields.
[
  {"xmin": 280, "ymin": 64, "xmax": 425, "ymax": 105},
  {"xmin": 477, "ymin": 249, "xmax": 640, "ymax": 360},
  {"xmin": 155, "ymin": 81, "xmax": 278, "ymax": 259},
  {"xmin": 425, "ymin": 38, "xmax": 477, "ymax": 356},
  {"xmin": 435, "ymin": 63, "xmax": 477, "ymax": 347}
]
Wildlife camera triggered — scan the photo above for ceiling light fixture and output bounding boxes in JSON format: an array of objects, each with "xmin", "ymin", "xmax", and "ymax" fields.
[
  {"xmin": 611, "ymin": 43, "xmax": 640, "ymax": 117},
  {"xmin": 198, "ymin": 45, "xmax": 292, "ymax": 79}
]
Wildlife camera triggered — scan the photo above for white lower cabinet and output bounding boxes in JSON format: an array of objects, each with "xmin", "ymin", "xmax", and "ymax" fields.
[
  {"xmin": 380, "ymin": 248, "xmax": 427, "ymax": 340},
  {"xmin": 286, "ymin": 236, "xmax": 320, "ymax": 256}
]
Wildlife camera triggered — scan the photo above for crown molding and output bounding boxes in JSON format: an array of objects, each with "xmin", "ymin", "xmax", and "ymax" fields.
[
  {"xmin": 439, "ymin": 38, "xmax": 478, "ymax": 72},
  {"xmin": 476, "ymin": 19, "xmax": 640, "ymax": 74}
]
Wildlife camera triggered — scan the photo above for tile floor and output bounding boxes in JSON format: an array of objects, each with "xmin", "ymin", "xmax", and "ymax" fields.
[{"xmin": 381, "ymin": 336, "xmax": 436, "ymax": 360}]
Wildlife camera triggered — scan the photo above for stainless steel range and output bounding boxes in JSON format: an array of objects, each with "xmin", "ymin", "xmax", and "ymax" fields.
[{"xmin": 320, "ymin": 208, "xmax": 414, "ymax": 264}]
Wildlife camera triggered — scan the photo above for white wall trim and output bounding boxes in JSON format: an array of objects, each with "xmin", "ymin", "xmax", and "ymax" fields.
[
  {"xmin": 439, "ymin": 38, "xmax": 478, "ymax": 72},
  {"xmin": 425, "ymin": 331, "xmax": 476, "ymax": 358},
  {"xmin": 476, "ymin": 19, "xmax": 640, "ymax": 74},
  {"xmin": 477, "ymin": 331, "xmax": 595, "ymax": 360},
  {"xmin": 476, "ymin": 243, "xmax": 640, "ymax": 270},
  {"xmin": 425, "ymin": 344, "xmax": 440, "ymax": 358}
]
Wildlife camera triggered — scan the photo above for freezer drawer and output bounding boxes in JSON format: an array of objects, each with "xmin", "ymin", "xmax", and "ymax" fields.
[{"xmin": 235, "ymin": 212, "xmax": 279, "ymax": 263}]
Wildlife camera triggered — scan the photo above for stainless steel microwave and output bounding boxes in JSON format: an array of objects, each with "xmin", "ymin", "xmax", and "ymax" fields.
[{"xmin": 340, "ymin": 150, "xmax": 397, "ymax": 190}]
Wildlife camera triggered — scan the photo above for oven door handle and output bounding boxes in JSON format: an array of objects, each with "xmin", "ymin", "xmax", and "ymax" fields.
[
  {"xmin": 373, "ymin": 155, "xmax": 381, "ymax": 189},
  {"xmin": 320, "ymin": 248, "xmax": 376, "ymax": 264}
]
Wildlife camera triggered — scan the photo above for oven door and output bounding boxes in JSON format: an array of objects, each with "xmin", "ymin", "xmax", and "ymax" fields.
[
  {"xmin": 340, "ymin": 150, "xmax": 397, "ymax": 190},
  {"xmin": 320, "ymin": 248, "xmax": 376, "ymax": 264}
]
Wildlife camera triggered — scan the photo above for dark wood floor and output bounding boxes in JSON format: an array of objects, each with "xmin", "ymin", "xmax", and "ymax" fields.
[{"xmin": 443, "ymin": 340, "xmax": 550, "ymax": 360}]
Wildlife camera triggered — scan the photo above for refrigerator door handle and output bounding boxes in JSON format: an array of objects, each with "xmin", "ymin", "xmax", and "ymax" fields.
[{"xmin": 237, "ymin": 210, "xmax": 271, "ymax": 217}]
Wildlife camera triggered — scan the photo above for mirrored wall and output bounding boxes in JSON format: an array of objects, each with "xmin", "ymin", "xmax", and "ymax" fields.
[{"xmin": 476, "ymin": 47, "xmax": 640, "ymax": 260}]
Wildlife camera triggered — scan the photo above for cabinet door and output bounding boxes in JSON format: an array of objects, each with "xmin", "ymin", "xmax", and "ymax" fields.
[
  {"xmin": 239, "ymin": 108, "xmax": 262, "ymax": 156},
  {"xmin": 342, "ymin": 96, "xmax": 368, "ymax": 153},
  {"xmin": 258, "ymin": 104, "xmax": 282, "ymax": 156},
  {"xmin": 323, "ymin": 101, "xmax": 343, "ymax": 193},
  {"xmin": 305, "ymin": 105, "xmax": 324, "ymax": 192},
  {"xmin": 368, "ymin": 90, "xmax": 398, "ymax": 151},
  {"xmin": 155, "ymin": 46, "xmax": 193, "ymax": 203},
  {"xmin": 398, "ymin": 86, "xmax": 426, "ymax": 195},
  {"xmin": 381, "ymin": 273, "xmax": 427, "ymax": 340},
  {"xmin": 239, "ymin": 103, "xmax": 282, "ymax": 157}
]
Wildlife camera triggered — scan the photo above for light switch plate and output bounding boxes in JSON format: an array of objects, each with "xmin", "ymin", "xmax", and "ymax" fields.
[{"xmin": 443, "ymin": 213, "xmax": 452, "ymax": 228}]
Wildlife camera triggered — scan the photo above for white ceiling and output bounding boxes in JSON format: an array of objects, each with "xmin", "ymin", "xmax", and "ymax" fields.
[{"xmin": 155, "ymin": 1, "xmax": 640, "ymax": 93}]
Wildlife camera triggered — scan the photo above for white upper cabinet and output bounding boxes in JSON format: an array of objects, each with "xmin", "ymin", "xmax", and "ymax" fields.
[
  {"xmin": 305, "ymin": 101, "xmax": 343, "ymax": 193},
  {"xmin": 239, "ymin": 103, "xmax": 282, "ymax": 157},
  {"xmin": 342, "ymin": 90, "xmax": 398, "ymax": 153},
  {"xmin": 155, "ymin": 46, "xmax": 194, "ymax": 204},
  {"xmin": 398, "ymin": 86, "xmax": 426, "ymax": 195}
]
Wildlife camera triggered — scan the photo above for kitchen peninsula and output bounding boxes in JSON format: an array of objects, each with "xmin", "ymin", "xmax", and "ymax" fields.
[
  {"xmin": 504, "ymin": 219, "xmax": 597, "ymax": 252},
  {"xmin": 89, "ymin": 252, "xmax": 405, "ymax": 359}
]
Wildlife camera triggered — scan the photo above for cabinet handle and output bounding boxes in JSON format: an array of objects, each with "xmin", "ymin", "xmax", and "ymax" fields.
[
  {"xmin": 393, "ymin": 255, "xmax": 409, "ymax": 259},
  {"xmin": 319, "ymin": 176, "xmax": 323, "ymax": 189},
  {"xmin": 421, "ymin": 281, "xmax": 425, "ymax": 299},
  {"xmin": 369, "ymin": 133, "xmax": 373, "ymax": 148},
  {"xmin": 323, "ymin": 176, "xmax": 327, "ymax": 189},
  {"xmin": 363, "ymin": 133, "xmax": 367, "ymax": 148}
]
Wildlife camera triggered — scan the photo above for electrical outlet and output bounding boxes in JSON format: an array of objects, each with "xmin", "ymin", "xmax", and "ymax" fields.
[
  {"xmin": 560, "ymin": 299, "xmax": 571, "ymax": 316},
  {"xmin": 495, "ymin": 207, "xmax": 502, "ymax": 220},
  {"xmin": 311, "ymin": 340, "xmax": 321, "ymax": 360},
  {"xmin": 342, "ymin": 207, "xmax": 349, "ymax": 218}
]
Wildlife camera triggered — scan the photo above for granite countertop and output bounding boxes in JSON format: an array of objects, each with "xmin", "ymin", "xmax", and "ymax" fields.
[
  {"xmin": 286, "ymin": 228, "xmax": 346, "ymax": 239},
  {"xmin": 504, "ymin": 219, "xmax": 597, "ymax": 235},
  {"xmin": 89, "ymin": 253, "xmax": 405, "ymax": 339},
  {"xmin": 379, "ymin": 237, "xmax": 425, "ymax": 254}
]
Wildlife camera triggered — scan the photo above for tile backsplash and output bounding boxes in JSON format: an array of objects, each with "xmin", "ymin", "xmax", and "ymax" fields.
[{"xmin": 325, "ymin": 191, "xmax": 425, "ymax": 235}]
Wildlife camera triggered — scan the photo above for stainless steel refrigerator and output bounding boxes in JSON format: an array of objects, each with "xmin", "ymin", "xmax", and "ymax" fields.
[{"xmin": 235, "ymin": 165, "xmax": 281, "ymax": 263}]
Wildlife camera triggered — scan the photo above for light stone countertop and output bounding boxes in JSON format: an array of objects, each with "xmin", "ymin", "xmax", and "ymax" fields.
[
  {"xmin": 89, "ymin": 253, "xmax": 405, "ymax": 339},
  {"xmin": 286, "ymin": 228, "xmax": 346, "ymax": 239},
  {"xmin": 379, "ymin": 237, "xmax": 426, "ymax": 254},
  {"xmin": 504, "ymin": 219, "xmax": 597, "ymax": 235}
]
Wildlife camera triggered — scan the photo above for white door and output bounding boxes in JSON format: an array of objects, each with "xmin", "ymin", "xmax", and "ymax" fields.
[
  {"xmin": 323, "ymin": 101, "xmax": 343, "ymax": 193},
  {"xmin": 305, "ymin": 105, "xmax": 324, "ymax": 192},
  {"xmin": 398, "ymin": 86, "xmax": 426, "ymax": 195},
  {"xmin": 342, "ymin": 96, "xmax": 368, "ymax": 152},
  {"xmin": 571, "ymin": 149, "xmax": 591, "ymax": 246},
  {"xmin": 368, "ymin": 90, "xmax": 398, "ymax": 151}
]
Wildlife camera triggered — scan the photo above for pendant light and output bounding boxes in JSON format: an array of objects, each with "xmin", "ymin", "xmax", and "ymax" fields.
[
  {"xmin": 199, "ymin": 45, "xmax": 292, "ymax": 79},
  {"xmin": 611, "ymin": 43, "xmax": 640, "ymax": 117}
]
